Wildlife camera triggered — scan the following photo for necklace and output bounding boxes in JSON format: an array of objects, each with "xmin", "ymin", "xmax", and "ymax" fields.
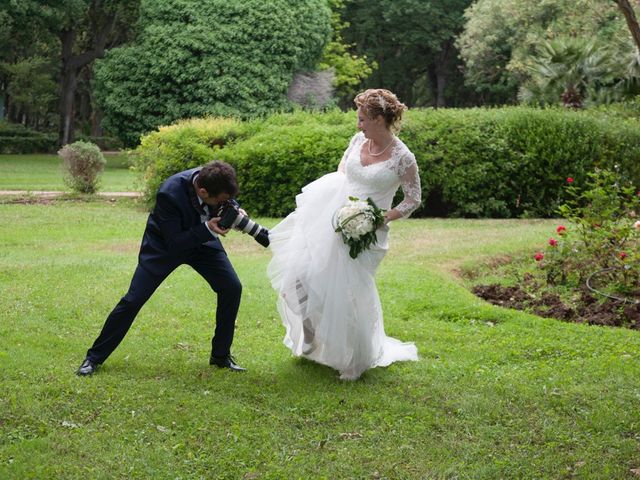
[{"xmin": 367, "ymin": 137, "xmax": 395, "ymax": 157}]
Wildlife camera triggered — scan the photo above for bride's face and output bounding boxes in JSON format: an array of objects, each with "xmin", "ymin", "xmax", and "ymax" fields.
[{"xmin": 357, "ymin": 106, "xmax": 385, "ymax": 139}]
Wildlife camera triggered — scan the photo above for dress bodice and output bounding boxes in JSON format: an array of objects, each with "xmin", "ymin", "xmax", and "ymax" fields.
[{"xmin": 339, "ymin": 132, "xmax": 421, "ymax": 216}]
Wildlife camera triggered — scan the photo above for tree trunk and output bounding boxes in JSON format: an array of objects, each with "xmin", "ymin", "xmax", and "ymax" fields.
[
  {"xmin": 615, "ymin": 0, "xmax": 640, "ymax": 51},
  {"xmin": 3, "ymin": 91, "xmax": 10, "ymax": 122},
  {"xmin": 434, "ymin": 62, "xmax": 446, "ymax": 108},
  {"xmin": 91, "ymin": 108, "xmax": 104, "ymax": 138},
  {"xmin": 57, "ymin": 1, "xmax": 117, "ymax": 146},
  {"xmin": 59, "ymin": 29, "xmax": 78, "ymax": 146},
  {"xmin": 428, "ymin": 40, "xmax": 452, "ymax": 108}
]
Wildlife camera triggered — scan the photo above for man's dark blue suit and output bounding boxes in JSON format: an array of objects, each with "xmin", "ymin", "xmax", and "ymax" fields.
[{"xmin": 85, "ymin": 168, "xmax": 242, "ymax": 365}]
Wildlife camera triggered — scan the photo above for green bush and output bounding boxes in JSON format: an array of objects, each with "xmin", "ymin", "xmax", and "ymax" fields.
[
  {"xmin": 0, "ymin": 121, "xmax": 57, "ymax": 153},
  {"xmin": 132, "ymin": 117, "xmax": 248, "ymax": 204},
  {"xmin": 403, "ymin": 107, "xmax": 640, "ymax": 217},
  {"xmin": 58, "ymin": 141, "xmax": 106, "ymax": 194},
  {"xmin": 133, "ymin": 107, "xmax": 640, "ymax": 218},
  {"xmin": 216, "ymin": 110, "xmax": 354, "ymax": 216}
]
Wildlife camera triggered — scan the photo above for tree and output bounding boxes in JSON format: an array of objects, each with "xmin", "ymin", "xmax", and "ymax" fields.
[
  {"xmin": 4, "ymin": 57, "xmax": 57, "ymax": 126},
  {"xmin": 94, "ymin": 0, "xmax": 331, "ymax": 146},
  {"xmin": 317, "ymin": 0, "xmax": 377, "ymax": 108},
  {"xmin": 457, "ymin": 0, "xmax": 637, "ymax": 104},
  {"xmin": 0, "ymin": 1, "xmax": 59, "ymax": 126},
  {"xmin": 343, "ymin": 0, "xmax": 473, "ymax": 108},
  {"xmin": 613, "ymin": 0, "xmax": 640, "ymax": 50},
  {"xmin": 56, "ymin": 0, "xmax": 140, "ymax": 146},
  {"xmin": 0, "ymin": 0, "xmax": 139, "ymax": 144},
  {"xmin": 519, "ymin": 38, "xmax": 614, "ymax": 108}
]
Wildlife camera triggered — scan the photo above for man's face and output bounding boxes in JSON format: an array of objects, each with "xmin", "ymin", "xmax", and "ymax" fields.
[{"xmin": 197, "ymin": 188, "xmax": 231, "ymax": 207}]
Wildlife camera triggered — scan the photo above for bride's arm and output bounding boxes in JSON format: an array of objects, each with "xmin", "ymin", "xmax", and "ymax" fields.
[
  {"xmin": 337, "ymin": 133, "xmax": 362, "ymax": 172},
  {"xmin": 384, "ymin": 153, "xmax": 421, "ymax": 223}
]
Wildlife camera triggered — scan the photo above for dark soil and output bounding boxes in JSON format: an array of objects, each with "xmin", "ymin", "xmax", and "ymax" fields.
[{"xmin": 472, "ymin": 283, "xmax": 640, "ymax": 329}]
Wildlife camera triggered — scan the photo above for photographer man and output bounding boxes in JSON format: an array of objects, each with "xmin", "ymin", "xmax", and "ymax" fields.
[{"xmin": 77, "ymin": 161, "xmax": 248, "ymax": 375}]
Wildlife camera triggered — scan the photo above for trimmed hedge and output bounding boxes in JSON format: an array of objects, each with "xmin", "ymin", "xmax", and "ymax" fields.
[
  {"xmin": 133, "ymin": 117, "xmax": 249, "ymax": 204},
  {"xmin": 403, "ymin": 108, "xmax": 640, "ymax": 217},
  {"xmin": 0, "ymin": 121, "xmax": 58, "ymax": 154},
  {"xmin": 133, "ymin": 107, "xmax": 640, "ymax": 218},
  {"xmin": 215, "ymin": 110, "xmax": 355, "ymax": 216}
]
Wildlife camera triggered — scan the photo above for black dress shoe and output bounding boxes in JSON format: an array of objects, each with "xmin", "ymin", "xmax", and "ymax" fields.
[
  {"xmin": 76, "ymin": 358, "xmax": 98, "ymax": 376},
  {"xmin": 209, "ymin": 354, "xmax": 246, "ymax": 372}
]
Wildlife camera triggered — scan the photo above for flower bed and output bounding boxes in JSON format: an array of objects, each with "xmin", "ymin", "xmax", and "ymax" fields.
[{"xmin": 470, "ymin": 168, "xmax": 640, "ymax": 328}]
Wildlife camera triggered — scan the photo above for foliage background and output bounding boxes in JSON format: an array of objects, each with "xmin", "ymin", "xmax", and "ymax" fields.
[
  {"xmin": 2, "ymin": 0, "xmax": 640, "ymax": 147},
  {"xmin": 93, "ymin": 0, "xmax": 331, "ymax": 147},
  {"xmin": 456, "ymin": 0, "xmax": 637, "ymax": 103}
]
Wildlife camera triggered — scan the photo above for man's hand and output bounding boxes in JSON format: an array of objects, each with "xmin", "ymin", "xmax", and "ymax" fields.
[{"xmin": 207, "ymin": 217, "xmax": 230, "ymax": 236}]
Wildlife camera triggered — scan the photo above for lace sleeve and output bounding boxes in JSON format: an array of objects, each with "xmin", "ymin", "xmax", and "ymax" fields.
[
  {"xmin": 338, "ymin": 132, "xmax": 362, "ymax": 173},
  {"xmin": 394, "ymin": 150, "xmax": 422, "ymax": 217}
]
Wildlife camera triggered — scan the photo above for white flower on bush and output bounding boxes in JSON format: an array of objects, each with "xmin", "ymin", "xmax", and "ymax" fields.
[{"xmin": 634, "ymin": 220, "xmax": 640, "ymax": 230}]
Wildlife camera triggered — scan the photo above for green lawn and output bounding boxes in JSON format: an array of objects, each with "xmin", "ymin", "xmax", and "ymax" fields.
[
  {"xmin": 1, "ymin": 200, "xmax": 639, "ymax": 479},
  {"xmin": 0, "ymin": 153, "xmax": 136, "ymax": 191}
]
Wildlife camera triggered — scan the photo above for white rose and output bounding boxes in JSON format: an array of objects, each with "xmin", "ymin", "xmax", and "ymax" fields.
[
  {"xmin": 353, "ymin": 217, "xmax": 373, "ymax": 236},
  {"xmin": 337, "ymin": 199, "xmax": 376, "ymax": 239}
]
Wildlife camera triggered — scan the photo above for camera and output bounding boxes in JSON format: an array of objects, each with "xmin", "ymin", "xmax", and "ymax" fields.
[{"xmin": 215, "ymin": 199, "xmax": 270, "ymax": 247}]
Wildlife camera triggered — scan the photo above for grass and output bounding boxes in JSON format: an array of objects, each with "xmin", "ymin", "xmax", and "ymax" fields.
[
  {"xmin": 1, "ymin": 200, "xmax": 640, "ymax": 479},
  {"xmin": 0, "ymin": 153, "xmax": 136, "ymax": 192}
]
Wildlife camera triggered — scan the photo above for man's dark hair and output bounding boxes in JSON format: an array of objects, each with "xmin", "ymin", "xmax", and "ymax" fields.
[{"xmin": 196, "ymin": 161, "xmax": 239, "ymax": 197}]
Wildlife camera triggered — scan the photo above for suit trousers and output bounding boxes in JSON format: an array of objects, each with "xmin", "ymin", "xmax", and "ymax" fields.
[{"xmin": 86, "ymin": 248, "xmax": 242, "ymax": 364}]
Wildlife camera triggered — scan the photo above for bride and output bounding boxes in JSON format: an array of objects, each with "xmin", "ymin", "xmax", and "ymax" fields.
[{"xmin": 267, "ymin": 89, "xmax": 421, "ymax": 380}]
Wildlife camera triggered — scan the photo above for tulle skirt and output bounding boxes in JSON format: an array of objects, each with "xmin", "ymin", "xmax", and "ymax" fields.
[{"xmin": 267, "ymin": 172, "xmax": 418, "ymax": 380}]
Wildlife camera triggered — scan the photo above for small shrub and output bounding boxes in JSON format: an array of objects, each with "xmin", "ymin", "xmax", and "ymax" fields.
[{"xmin": 58, "ymin": 141, "xmax": 106, "ymax": 194}]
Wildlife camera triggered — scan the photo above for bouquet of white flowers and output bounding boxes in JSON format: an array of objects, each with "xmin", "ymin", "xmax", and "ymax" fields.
[{"xmin": 334, "ymin": 196, "xmax": 385, "ymax": 259}]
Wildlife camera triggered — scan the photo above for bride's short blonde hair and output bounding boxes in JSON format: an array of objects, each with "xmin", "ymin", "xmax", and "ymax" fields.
[{"xmin": 354, "ymin": 89, "xmax": 407, "ymax": 132}]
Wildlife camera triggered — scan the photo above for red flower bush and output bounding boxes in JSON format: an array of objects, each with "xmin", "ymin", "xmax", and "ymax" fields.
[{"xmin": 534, "ymin": 168, "xmax": 640, "ymax": 297}]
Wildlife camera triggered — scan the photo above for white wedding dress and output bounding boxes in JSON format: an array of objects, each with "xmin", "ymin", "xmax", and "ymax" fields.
[{"xmin": 267, "ymin": 132, "xmax": 421, "ymax": 379}]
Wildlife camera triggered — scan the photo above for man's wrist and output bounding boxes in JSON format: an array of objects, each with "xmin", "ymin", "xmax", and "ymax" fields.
[{"xmin": 205, "ymin": 220, "xmax": 218, "ymax": 237}]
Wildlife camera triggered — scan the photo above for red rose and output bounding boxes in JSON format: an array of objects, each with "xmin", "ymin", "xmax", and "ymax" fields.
[
  {"xmin": 556, "ymin": 225, "xmax": 567, "ymax": 235},
  {"xmin": 566, "ymin": 177, "xmax": 574, "ymax": 184},
  {"xmin": 549, "ymin": 238, "xmax": 558, "ymax": 247},
  {"xmin": 534, "ymin": 252, "xmax": 544, "ymax": 261},
  {"xmin": 619, "ymin": 251, "xmax": 628, "ymax": 260}
]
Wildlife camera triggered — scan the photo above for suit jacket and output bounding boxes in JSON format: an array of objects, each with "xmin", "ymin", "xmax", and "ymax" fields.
[{"xmin": 139, "ymin": 168, "xmax": 225, "ymax": 276}]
